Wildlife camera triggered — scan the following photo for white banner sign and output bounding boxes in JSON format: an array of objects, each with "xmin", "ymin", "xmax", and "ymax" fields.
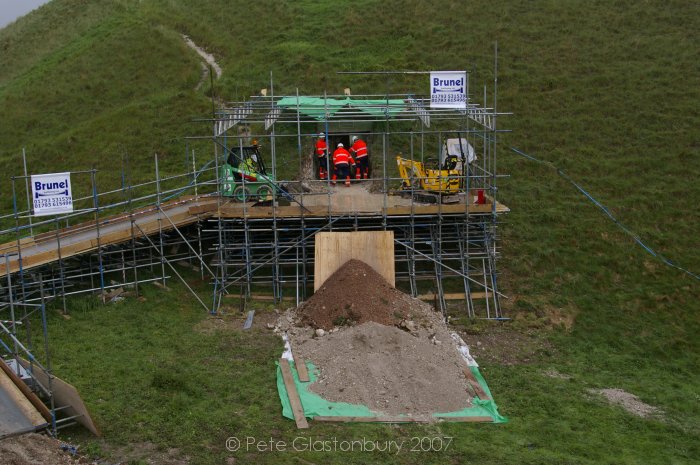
[
  {"xmin": 31, "ymin": 172, "xmax": 73, "ymax": 216},
  {"xmin": 430, "ymin": 71, "xmax": 467, "ymax": 109}
]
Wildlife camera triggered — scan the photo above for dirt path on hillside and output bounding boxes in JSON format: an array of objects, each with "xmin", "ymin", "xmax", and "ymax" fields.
[{"xmin": 182, "ymin": 34, "xmax": 222, "ymax": 91}]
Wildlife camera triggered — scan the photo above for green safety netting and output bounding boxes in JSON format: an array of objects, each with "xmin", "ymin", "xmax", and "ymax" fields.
[
  {"xmin": 275, "ymin": 97, "xmax": 409, "ymax": 120},
  {"xmin": 276, "ymin": 360, "xmax": 508, "ymax": 423}
]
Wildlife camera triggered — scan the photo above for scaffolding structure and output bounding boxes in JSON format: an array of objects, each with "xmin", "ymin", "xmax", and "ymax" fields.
[
  {"xmin": 0, "ymin": 162, "xmax": 220, "ymax": 437},
  {"xmin": 203, "ymin": 85, "xmax": 508, "ymax": 318},
  {"xmin": 0, "ymin": 69, "xmax": 509, "ymax": 437}
]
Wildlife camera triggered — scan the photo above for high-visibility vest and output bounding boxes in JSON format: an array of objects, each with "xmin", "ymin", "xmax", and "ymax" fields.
[
  {"xmin": 350, "ymin": 139, "xmax": 368, "ymax": 158},
  {"xmin": 315, "ymin": 139, "xmax": 327, "ymax": 157},
  {"xmin": 333, "ymin": 148, "xmax": 353, "ymax": 166}
]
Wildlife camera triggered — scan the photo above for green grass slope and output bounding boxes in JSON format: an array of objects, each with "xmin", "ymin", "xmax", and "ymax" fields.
[{"xmin": 1, "ymin": 1, "xmax": 698, "ymax": 464}]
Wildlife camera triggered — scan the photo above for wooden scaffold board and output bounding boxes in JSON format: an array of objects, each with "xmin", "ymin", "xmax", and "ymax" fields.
[{"xmin": 314, "ymin": 231, "xmax": 395, "ymax": 291}]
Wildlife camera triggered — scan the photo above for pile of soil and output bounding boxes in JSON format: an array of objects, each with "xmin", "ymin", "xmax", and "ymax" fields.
[
  {"xmin": 297, "ymin": 259, "xmax": 425, "ymax": 330},
  {"xmin": 283, "ymin": 259, "xmax": 474, "ymax": 416},
  {"xmin": 292, "ymin": 322, "xmax": 471, "ymax": 415},
  {"xmin": 0, "ymin": 433, "xmax": 80, "ymax": 465}
]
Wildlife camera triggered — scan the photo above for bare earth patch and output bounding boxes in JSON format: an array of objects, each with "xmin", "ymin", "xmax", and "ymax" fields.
[
  {"xmin": 0, "ymin": 433, "xmax": 79, "ymax": 465},
  {"xmin": 98, "ymin": 441, "xmax": 190, "ymax": 465},
  {"xmin": 589, "ymin": 388, "xmax": 663, "ymax": 418},
  {"xmin": 542, "ymin": 368, "xmax": 572, "ymax": 380},
  {"xmin": 458, "ymin": 325, "xmax": 553, "ymax": 366}
]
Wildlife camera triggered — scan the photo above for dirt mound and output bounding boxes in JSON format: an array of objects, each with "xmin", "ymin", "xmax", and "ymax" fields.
[
  {"xmin": 292, "ymin": 322, "xmax": 471, "ymax": 415},
  {"xmin": 0, "ymin": 433, "xmax": 80, "ymax": 465},
  {"xmin": 298, "ymin": 259, "xmax": 425, "ymax": 330},
  {"xmin": 286, "ymin": 261, "xmax": 474, "ymax": 416}
]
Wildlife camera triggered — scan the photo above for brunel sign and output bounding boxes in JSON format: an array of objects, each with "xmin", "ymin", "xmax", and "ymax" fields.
[
  {"xmin": 430, "ymin": 71, "xmax": 467, "ymax": 109},
  {"xmin": 31, "ymin": 172, "xmax": 74, "ymax": 216}
]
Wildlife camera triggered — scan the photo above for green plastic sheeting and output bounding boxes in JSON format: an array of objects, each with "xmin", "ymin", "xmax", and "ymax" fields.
[
  {"xmin": 276, "ymin": 361, "xmax": 508, "ymax": 423},
  {"xmin": 275, "ymin": 97, "xmax": 408, "ymax": 120}
]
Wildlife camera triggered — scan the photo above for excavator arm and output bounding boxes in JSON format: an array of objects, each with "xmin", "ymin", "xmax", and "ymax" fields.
[{"xmin": 396, "ymin": 155, "xmax": 428, "ymax": 189}]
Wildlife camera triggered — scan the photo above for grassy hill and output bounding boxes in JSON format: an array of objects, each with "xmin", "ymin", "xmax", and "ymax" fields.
[{"xmin": 1, "ymin": 1, "xmax": 698, "ymax": 464}]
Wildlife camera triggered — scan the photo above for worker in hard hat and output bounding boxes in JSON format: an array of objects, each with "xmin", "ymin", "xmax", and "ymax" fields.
[
  {"xmin": 350, "ymin": 135, "xmax": 369, "ymax": 180},
  {"xmin": 314, "ymin": 132, "xmax": 328, "ymax": 180},
  {"xmin": 331, "ymin": 142, "xmax": 354, "ymax": 187}
]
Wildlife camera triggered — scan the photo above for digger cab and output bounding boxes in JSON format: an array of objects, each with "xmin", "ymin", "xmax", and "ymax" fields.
[
  {"xmin": 226, "ymin": 144, "xmax": 267, "ymax": 177},
  {"xmin": 440, "ymin": 138, "xmax": 476, "ymax": 172},
  {"xmin": 221, "ymin": 143, "xmax": 275, "ymax": 201}
]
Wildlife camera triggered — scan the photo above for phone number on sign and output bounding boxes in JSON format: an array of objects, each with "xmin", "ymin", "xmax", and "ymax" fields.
[
  {"xmin": 432, "ymin": 94, "xmax": 465, "ymax": 103},
  {"xmin": 34, "ymin": 197, "xmax": 72, "ymax": 209}
]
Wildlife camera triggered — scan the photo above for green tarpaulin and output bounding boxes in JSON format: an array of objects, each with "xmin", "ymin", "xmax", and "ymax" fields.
[
  {"xmin": 275, "ymin": 97, "xmax": 409, "ymax": 120},
  {"xmin": 276, "ymin": 360, "xmax": 508, "ymax": 423}
]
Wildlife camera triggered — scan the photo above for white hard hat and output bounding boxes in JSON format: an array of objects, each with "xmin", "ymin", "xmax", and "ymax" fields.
[
  {"xmin": 337, "ymin": 143, "xmax": 344, "ymax": 148},
  {"xmin": 318, "ymin": 132, "xmax": 325, "ymax": 138},
  {"xmin": 352, "ymin": 136, "xmax": 358, "ymax": 142}
]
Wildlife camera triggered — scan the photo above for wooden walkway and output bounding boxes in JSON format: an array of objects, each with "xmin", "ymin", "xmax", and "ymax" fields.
[
  {"xmin": 0, "ymin": 188, "xmax": 508, "ymax": 277},
  {"xmin": 0, "ymin": 195, "xmax": 219, "ymax": 277}
]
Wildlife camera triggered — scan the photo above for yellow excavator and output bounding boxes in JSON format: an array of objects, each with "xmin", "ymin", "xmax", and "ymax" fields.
[{"xmin": 396, "ymin": 137, "xmax": 475, "ymax": 203}]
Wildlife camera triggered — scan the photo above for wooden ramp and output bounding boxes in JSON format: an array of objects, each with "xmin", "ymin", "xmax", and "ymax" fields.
[
  {"xmin": 314, "ymin": 231, "xmax": 395, "ymax": 291},
  {"xmin": 0, "ymin": 195, "xmax": 220, "ymax": 278}
]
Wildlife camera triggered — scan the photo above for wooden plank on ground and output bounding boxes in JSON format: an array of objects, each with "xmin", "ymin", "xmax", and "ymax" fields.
[
  {"xmin": 289, "ymin": 344, "xmax": 310, "ymax": 383},
  {"xmin": 314, "ymin": 415, "xmax": 494, "ymax": 423},
  {"xmin": 313, "ymin": 416, "xmax": 431, "ymax": 423},
  {"xmin": 294, "ymin": 359, "xmax": 310, "ymax": 383},
  {"xmin": 314, "ymin": 231, "xmax": 394, "ymax": 291},
  {"xmin": 222, "ymin": 294, "xmax": 294, "ymax": 302},
  {"xmin": 435, "ymin": 416, "xmax": 494, "ymax": 423},
  {"xmin": 279, "ymin": 358, "xmax": 309, "ymax": 429},
  {"xmin": 417, "ymin": 292, "xmax": 491, "ymax": 301},
  {"xmin": 463, "ymin": 368, "xmax": 490, "ymax": 400}
]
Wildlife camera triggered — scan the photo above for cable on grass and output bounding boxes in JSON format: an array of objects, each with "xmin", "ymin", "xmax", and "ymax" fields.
[{"xmin": 510, "ymin": 146, "xmax": 699, "ymax": 281}]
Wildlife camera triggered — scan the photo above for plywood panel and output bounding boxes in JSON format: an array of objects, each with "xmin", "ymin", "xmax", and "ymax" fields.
[
  {"xmin": 19, "ymin": 359, "xmax": 100, "ymax": 436},
  {"xmin": 314, "ymin": 231, "xmax": 394, "ymax": 291}
]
